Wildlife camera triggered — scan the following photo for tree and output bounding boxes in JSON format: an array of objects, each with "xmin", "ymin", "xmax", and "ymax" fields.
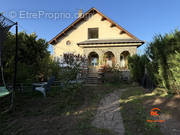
[
  {"xmin": 2, "ymin": 31, "xmax": 51, "ymax": 83},
  {"xmin": 146, "ymin": 30, "xmax": 180, "ymax": 93}
]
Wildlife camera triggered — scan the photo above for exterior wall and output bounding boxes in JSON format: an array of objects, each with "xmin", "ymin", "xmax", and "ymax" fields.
[{"xmin": 53, "ymin": 13, "xmax": 132, "ymax": 58}]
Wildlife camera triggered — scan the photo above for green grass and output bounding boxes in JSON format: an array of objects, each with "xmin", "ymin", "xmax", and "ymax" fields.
[
  {"xmin": 1, "ymin": 82, "xmax": 168, "ymax": 135},
  {"xmin": 119, "ymin": 86, "xmax": 164, "ymax": 135},
  {"xmin": 62, "ymin": 83, "xmax": 121, "ymax": 135},
  {"xmin": 74, "ymin": 82, "xmax": 133, "ymax": 135},
  {"xmin": 0, "ymin": 83, "xmax": 120, "ymax": 135},
  {"xmin": 74, "ymin": 85, "xmax": 116, "ymax": 135}
]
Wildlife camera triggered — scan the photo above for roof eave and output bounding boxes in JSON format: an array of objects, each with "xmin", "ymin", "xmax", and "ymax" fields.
[
  {"xmin": 48, "ymin": 7, "xmax": 142, "ymax": 45},
  {"xmin": 48, "ymin": 8, "xmax": 96, "ymax": 45},
  {"xmin": 77, "ymin": 41, "xmax": 145, "ymax": 45}
]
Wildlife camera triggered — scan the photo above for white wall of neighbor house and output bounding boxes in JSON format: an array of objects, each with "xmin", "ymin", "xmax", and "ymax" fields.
[{"xmin": 53, "ymin": 13, "xmax": 133, "ymax": 59}]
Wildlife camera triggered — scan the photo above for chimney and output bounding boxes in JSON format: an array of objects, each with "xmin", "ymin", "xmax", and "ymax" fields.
[{"xmin": 78, "ymin": 9, "xmax": 83, "ymax": 18}]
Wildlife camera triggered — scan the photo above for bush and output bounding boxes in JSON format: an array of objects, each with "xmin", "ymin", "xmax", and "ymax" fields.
[
  {"xmin": 127, "ymin": 30, "xmax": 180, "ymax": 94},
  {"xmin": 103, "ymin": 72, "xmax": 122, "ymax": 83},
  {"xmin": 146, "ymin": 30, "xmax": 180, "ymax": 94},
  {"xmin": 128, "ymin": 54, "xmax": 149, "ymax": 83},
  {"xmin": 168, "ymin": 51, "xmax": 180, "ymax": 94},
  {"xmin": 100, "ymin": 65, "xmax": 123, "ymax": 83}
]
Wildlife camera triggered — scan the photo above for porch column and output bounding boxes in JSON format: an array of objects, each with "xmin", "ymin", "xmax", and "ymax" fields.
[
  {"xmin": 98, "ymin": 53, "xmax": 104, "ymax": 66},
  {"xmin": 114, "ymin": 52, "xmax": 120, "ymax": 66}
]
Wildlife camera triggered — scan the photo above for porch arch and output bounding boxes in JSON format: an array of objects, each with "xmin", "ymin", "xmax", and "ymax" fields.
[
  {"xmin": 88, "ymin": 51, "xmax": 99, "ymax": 66},
  {"xmin": 120, "ymin": 51, "xmax": 130, "ymax": 69},
  {"xmin": 103, "ymin": 51, "xmax": 115, "ymax": 67}
]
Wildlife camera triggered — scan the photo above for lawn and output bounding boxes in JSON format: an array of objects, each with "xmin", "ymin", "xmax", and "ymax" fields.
[
  {"xmin": 120, "ymin": 85, "xmax": 180, "ymax": 135},
  {"xmin": 0, "ymin": 83, "xmax": 179, "ymax": 135},
  {"xmin": 0, "ymin": 84, "xmax": 118, "ymax": 135}
]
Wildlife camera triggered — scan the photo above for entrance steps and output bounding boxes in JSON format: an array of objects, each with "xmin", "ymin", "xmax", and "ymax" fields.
[{"xmin": 85, "ymin": 72, "xmax": 102, "ymax": 85}]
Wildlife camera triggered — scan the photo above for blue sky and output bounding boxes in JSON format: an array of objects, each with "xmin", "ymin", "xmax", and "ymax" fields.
[{"xmin": 1, "ymin": 0, "xmax": 180, "ymax": 54}]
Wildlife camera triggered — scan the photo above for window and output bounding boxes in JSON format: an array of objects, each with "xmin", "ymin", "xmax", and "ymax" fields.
[
  {"xmin": 88, "ymin": 28, "xmax": 98, "ymax": 39},
  {"xmin": 66, "ymin": 40, "xmax": 71, "ymax": 45}
]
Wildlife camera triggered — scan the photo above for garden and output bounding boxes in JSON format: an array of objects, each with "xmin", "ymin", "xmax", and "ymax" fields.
[{"xmin": 0, "ymin": 14, "xmax": 180, "ymax": 134}]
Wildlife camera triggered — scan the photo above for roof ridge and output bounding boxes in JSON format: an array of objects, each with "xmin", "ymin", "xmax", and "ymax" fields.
[{"xmin": 49, "ymin": 7, "xmax": 141, "ymax": 45}]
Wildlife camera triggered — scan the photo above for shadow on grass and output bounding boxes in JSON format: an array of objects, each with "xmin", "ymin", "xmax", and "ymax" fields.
[
  {"xmin": 120, "ymin": 86, "xmax": 164, "ymax": 135},
  {"xmin": 0, "ymin": 84, "xmax": 120, "ymax": 135}
]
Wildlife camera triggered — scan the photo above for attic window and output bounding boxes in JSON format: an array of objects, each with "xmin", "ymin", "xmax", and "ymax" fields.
[{"xmin": 88, "ymin": 28, "xmax": 99, "ymax": 39}]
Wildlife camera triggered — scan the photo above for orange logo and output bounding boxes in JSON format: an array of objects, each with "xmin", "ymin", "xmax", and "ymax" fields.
[
  {"xmin": 150, "ymin": 108, "xmax": 161, "ymax": 116},
  {"xmin": 147, "ymin": 108, "xmax": 165, "ymax": 123}
]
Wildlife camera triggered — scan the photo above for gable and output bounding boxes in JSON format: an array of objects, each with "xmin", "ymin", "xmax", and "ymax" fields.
[
  {"xmin": 82, "ymin": 13, "xmax": 132, "ymax": 39},
  {"xmin": 59, "ymin": 13, "xmax": 132, "ymax": 43},
  {"xmin": 49, "ymin": 8, "xmax": 140, "ymax": 45}
]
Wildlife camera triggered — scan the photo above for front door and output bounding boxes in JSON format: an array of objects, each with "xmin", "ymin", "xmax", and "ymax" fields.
[{"xmin": 89, "ymin": 57, "xmax": 98, "ymax": 73}]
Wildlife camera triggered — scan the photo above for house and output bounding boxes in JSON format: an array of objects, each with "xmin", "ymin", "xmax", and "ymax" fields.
[{"xmin": 49, "ymin": 8, "xmax": 144, "ymax": 72}]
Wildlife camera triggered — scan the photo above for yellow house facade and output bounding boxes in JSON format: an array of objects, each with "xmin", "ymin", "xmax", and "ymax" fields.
[{"xmin": 49, "ymin": 8, "xmax": 144, "ymax": 71}]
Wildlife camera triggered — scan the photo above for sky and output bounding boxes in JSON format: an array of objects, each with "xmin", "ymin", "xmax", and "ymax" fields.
[{"xmin": 1, "ymin": 0, "xmax": 180, "ymax": 54}]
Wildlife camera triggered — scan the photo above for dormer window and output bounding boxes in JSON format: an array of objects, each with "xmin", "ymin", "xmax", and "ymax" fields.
[{"xmin": 88, "ymin": 28, "xmax": 98, "ymax": 39}]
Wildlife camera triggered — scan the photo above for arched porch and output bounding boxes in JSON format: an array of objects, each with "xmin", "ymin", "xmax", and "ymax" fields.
[
  {"xmin": 88, "ymin": 52, "xmax": 99, "ymax": 73},
  {"xmin": 103, "ymin": 51, "xmax": 115, "ymax": 67},
  {"xmin": 120, "ymin": 51, "xmax": 130, "ymax": 69}
]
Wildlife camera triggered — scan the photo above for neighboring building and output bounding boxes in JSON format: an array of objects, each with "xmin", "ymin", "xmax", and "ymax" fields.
[{"xmin": 49, "ymin": 8, "xmax": 144, "ymax": 71}]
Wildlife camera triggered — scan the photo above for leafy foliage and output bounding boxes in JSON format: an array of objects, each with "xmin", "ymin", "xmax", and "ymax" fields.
[
  {"xmin": 146, "ymin": 30, "xmax": 180, "ymax": 93},
  {"xmin": 2, "ymin": 32, "xmax": 54, "ymax": 83},
  {"xmin": 100, "ymin": 65, "xmax": 124, "ymax": 83},
  {"xmin": 168, "ymin": 51, "xmax": 180, "ymax": 94},
  {"xmin": 57, "ymin": 53, "xmax": 88, "ymax": 85},
  {"xmin": 128, "ymin": 54, "xmax": 149, "ymax": 83},
  {"xmin": 128, "ymin": 29, "xmax": 180, "ymax": 94}
]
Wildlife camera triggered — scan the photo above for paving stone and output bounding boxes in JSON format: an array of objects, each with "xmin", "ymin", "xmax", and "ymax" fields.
[{"xmin": 92, "ymin": 90, "xmax": 125, "ymax": 135}]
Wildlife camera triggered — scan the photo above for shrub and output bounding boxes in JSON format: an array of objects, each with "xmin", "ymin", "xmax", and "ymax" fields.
[
  {"xmin": 100, "ymin": 65, "xmax": 123, "ymax": 83},
  {"xmin": 146, "ymin": 30, "xmax": 180, "ymax": 94},
  {"xmin": 128, "ymin": 54, "xmax": 149, "ymax": 83},
  {"xmin": 168, "ymin": 51, "xmax": 180, "ymax": 94}
]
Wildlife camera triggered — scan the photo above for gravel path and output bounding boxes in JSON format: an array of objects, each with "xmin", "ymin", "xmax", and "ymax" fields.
[{"xmin": 92, "ymin": 90, "xmax": 125, "ymax": 135}]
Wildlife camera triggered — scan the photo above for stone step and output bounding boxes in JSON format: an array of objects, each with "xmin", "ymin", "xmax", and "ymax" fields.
[
  {"xmin": 87, "ymin": 77, "xmax": 97, "ymax": 79},
  {"xmin": 86, "ymin": 79, "xmax": 102, "ymax": 83},
  {"xmin": 88, "ymin": 75, "xmax": 99, "ymax": 77},
  {"xmin": 84, "ymin": 84, "xmax": 100, "ymax": 86},
  {"xmin": 86, "ymin": 72, "xmax": 102, "ymax": 84},
  {"xmin": 87, "ymin": 75, "xmax": 98, "ymax": 77},
  {"xmin": 86, "ymin": 79, "xmax": 99, "ymax": 82},
  {"xmin": 88, "ymin": 74, "xmax": 101, "ymax": 77},
  {"xmin": 86, "ymin": 82, "xmax": 102, "ymax": 85},
  {"xmin": 86, "ymin": 79, "xmax": 100, "ymax": 82},
  {"xmin": 87, "ymin": 77, "xmax": 99, "ymax": 79}
]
